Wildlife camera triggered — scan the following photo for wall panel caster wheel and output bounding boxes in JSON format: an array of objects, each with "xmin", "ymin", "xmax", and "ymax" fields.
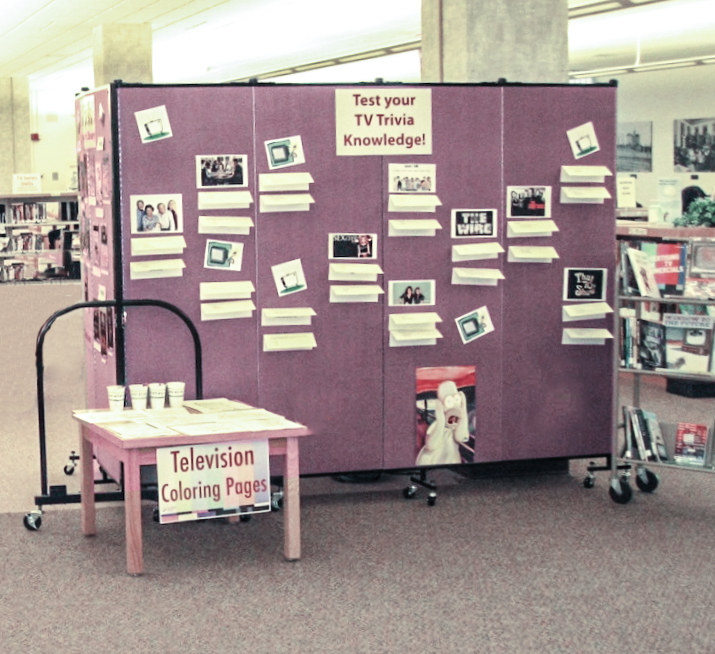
[
  {"xmin": 609, "ymin": 478, "xmax": 633, "ymax": 504},
  {"xmin": 271, "ymin": 491, "xmax": 284, "ymax": 511},
  {"xmin": 23, "ymin": 512, "xmax": 42, "ymax": 531},
  {"xmin": 583, "ymin": 476, "xmax": 595, "ymax": 489},
  {"xmin": 239, "ymin": 514, "xmax": 252, "ymax": 523},
  {"xmin": 403, "ymin": 485, "xmax": 417, "ymax": 500},
  {"xmin": 427, "ymin": 492, "xmax": 437, "ymax": 506},
  {"xmin": 152, "ymin": 507, "xmax": 160, "ymax": 522},
  {"xmin": 635, "ymin": 468, "xmax": 659, "ymax": 493}
]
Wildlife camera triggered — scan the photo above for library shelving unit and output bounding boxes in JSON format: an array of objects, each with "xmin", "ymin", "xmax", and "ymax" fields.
[
  {"xmin": 70, "ymin": 80, "xmax": 618, "ymax": 500},
  {"xmin": 0, "ymin": 192, "xmax": 80, "ymax": 283},
  {"xmin": 591, "ymin": 223, "xmax": 715, "ymax": 503}
]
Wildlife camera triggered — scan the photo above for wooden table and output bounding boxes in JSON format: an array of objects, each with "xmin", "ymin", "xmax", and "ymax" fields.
[{"xmin": 73, "ymin": 404, "xmax": 310, "ymax": 575}]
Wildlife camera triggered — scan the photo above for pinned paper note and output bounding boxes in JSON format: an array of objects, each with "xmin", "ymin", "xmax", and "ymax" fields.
[
  {"xmin": 507, "ymin": 246, "xmax": 559, "ymax": 264},
  {"xmin": 261, "ymin": 307, "xmax": 316, "ymax": 327},
  {"xmin": 200, "ymin": 300, "xmax": 256, "ymax": 321},
  {"xmin": 560, "ymin": 187, "xmax": 611, "ymax": 204},
  {"xmin": 199, "ymin": 280, "xmax": 255, "ymax": 301},
  {"xmin": 198, "ymin": 216, "xmax": 254, "ymax": 235},
  {"xmin": 451, "ymin": 268, "xmax": 505, "ymax": 286},
  {"xmin": 130, "ymin": 259, "xmax": 186, "ymax": 280},
  {"xmin": 388, "ymin": 312, "xmax": 442, "ymax": 332},
  {"xmin": 560, "ymin": 165, "xmax": 612, "ymax": 184},
  {"xmin": 263, "ymin": 332, "xmax": 317, "ymax": 352},
  {"xmin": 329, "ymin": 285, "xmax": 384, "ymax": 303},
  {"xmin": 389, "ymin": 329, "xmax": 442, "ymax": 347},
  {"xmin": 388, "ymin": 219, "xmax": 442, "ymax": 237},
  {"xmin": 562, "ymin": 302, "xmax": 613, "ymax": 322},
  {"xmin": 259, "ymin": 172, "xmax": 313, "ymax": 192},
  {"xmin": 388, "ymin": 195, "xmax": 442, "ymax": 213},
  {"xmin": 451, "ymin": 242, "xmax": 504, "ymax": 262},
  {"xmin": 131, "ymin": 235, "xmax": 186, "ymax": 257},
  {"xmin": 507, "ymin": 220, "xmax": 559, "ymax": 238},
  {"xmin": 328, "ymin": 263, "xmax": 383, "ymax": 282},
  {"xmin": 260, "ymin": 193, "xmax": 315, "ymax": 213},
  {"xmin": 562, "ymin": 328, "xmax": 613, "ymax": 345},
  {"xmin": 198, "ymin": 191, "xmax": 253, "ymax": 210}
]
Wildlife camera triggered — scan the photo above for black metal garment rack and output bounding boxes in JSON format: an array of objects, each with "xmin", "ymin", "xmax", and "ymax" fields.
[{"xmin": 23, "ymin": 298, "xmax": 203, "ymax": 530}]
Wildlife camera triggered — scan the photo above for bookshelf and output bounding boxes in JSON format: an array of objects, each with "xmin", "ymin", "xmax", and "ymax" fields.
[
  {"xmin": 598, "ymin": 227, "xmax": 715, "ymax": 503},
  {"xmin": 0, "ymin": 193, "xmax": 80, "ymax": 283}
]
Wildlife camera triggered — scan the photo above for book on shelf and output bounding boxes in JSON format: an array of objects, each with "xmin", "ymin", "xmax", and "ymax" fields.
[
  {"xmin": 622, "ymin": 406, "xmax": 659, "ymax": 462},
  {"xmin": 640, "ymin": 241, "xmax": 688, "ymax": 296},
  {"xmin": 638, "ymin": 319, "xmax": 666, "ymax": 370},
  {"xmin": 662, "ymin": 313, "xmax": 714, "ymax": 374},
  {"xmin": 642, "ymin": 409, "xmax": 669, "ymax": 462},
  {"xmin": 626, "ymin": 247, "xmax": 661, "ymax": 298},
  {"xmin": 673, "ymin": 422, "xmax": 709, "ymax": 467}
]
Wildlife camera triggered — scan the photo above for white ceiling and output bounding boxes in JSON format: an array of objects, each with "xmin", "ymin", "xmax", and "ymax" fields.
[{"xmin": 1, "ymin": 0, "xmax": 714, "ymax": 107}]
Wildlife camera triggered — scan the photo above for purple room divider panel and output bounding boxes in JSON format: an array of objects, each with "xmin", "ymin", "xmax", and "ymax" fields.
[
  {"xmin": 381, "ymin": 86, "xmax": 504, "ymax": 469},
  {"xmin": 253, "ymin": 86, "xmax": 385, "ymax": 475},
  {"xmin": 87, "ymin": 81, "xmax": 616, "ymax": 477},
  {"xmin": 500, "ymin": 85, "xmax": 616, "ymax": 461},
  {"xmin": 76, "ymin": 87, "xmax": 118, "ymax": 408},
  {"xmin": 116, "ymin": 85, "xmax": 259, "ymax": 404}
]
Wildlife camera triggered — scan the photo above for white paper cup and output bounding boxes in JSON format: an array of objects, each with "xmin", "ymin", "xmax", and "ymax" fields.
[
  {"xmin": 148, "ymin": 383, "xmax": 166, "ymax": 410},
  {"xmin": 166, "ymin": 381, "xmax": 185, "ymax": 408},
  {"xmin": 129, "ymin": 384, "xmax": 148, "ymax": 410},
  {"xmin": 107, "ymin": 385, "xmax": 125, "ymax": 411}
]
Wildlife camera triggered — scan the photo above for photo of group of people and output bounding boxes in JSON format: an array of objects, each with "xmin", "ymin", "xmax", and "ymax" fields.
[
  {"xmin": 507, "ymin": 186, "xmax": 552, "ymax": 218},
  {"xmin": 130, "ymin": 194, "xmax": 183, "ymax": 234},
  {"xmin": 389, "ymin": 280, "xmax": 435, "ymax": 306},
  {"xmin": 329, "ymin": 233, "xmax": 376, "ymax": 259},
  {"xmin": 674, "ymin": 118, "xmax": 715, "ymax": 173},
  {"xmin": 196, "ymin": 155, "xmax": 246, "ymax": 188},
  {"xmin": 389, "ymin": 163, "xmax": 436, "ymax": 193}
]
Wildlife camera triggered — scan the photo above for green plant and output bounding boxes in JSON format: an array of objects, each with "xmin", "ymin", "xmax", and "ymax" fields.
[{"xmin": 674, "ymin": 198, "xmax": 715, "ymax": 227}]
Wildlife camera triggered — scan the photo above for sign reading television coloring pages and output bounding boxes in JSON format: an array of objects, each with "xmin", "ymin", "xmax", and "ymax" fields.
[
  {"xmin": 335, "ymin": 88, "xmax": 432, "ymax": 156},
  {"xmin": 156, "ymin": 440, "xmax": 271, "ymax": 523},
  {"xmin": 563, "ymin": 268, "xmax": 607, "ymax": 302},
  {"xmin": 451, "ymin": 209, "xmax": 497, "ymax": 238}
]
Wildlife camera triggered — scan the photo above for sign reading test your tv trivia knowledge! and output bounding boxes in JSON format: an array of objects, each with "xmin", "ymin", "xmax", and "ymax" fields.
[
  {"xmin": 335, "ymin": 88, "xmax": 432, "ymax": 156},
  {"xmin": 156, "ymin": 440, "xmax": 271, "ymax": 523}
]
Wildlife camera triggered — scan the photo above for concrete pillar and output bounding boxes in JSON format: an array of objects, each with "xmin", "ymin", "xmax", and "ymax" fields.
[
  {"xmin": 93, "ymin": 24, "xmax": 153, "ymax": 87},
  {"xmin": 421, "ymin": 0, "xmax": 569, "ymax": 83},
  {"xmin": 0, "ymin": 77, "xmax": 32, "ymax": 195}
]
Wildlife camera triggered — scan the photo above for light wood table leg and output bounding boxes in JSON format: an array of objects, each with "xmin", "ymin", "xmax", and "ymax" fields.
[
  {"xmin": 123, "ymin": 450, "xmax": 144, "ymax": 575},
  {"xmin": 80, "ymin": 425, "xmax": 96, "ymax": 536},
  {"xmin": 283, "ymin": 437, "xmax": 301, "ymax": 561}
]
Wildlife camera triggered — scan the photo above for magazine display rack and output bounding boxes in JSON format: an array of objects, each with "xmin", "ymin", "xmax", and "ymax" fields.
[
  {"xmin": 0, "ymin": 193, "xmax": 80, "ymax": 282},
  {"xmin": 75, "ymin": 81, "xmax": 618, "ymax": 490},
  {"xmin": 587, "ymin": 224, "xmax": 715, "ymax": 503}
]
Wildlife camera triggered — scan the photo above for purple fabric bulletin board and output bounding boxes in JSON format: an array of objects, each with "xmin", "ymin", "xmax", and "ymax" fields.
[{"xmin": 94, "ymin": 82, "xmax": 616, "ymax": 476}]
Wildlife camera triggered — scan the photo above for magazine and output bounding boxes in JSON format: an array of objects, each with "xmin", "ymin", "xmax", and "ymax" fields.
[
  {"xmin": 627, "ymin": 248, "xmax": 661, "ymax": 298},
  {"xmin": 637, "ymin": 320, "xmax": 666, "ymax": 370},
  {"xmin": 673, "ymin": 422, "xmax": 709, "ymax": 466},
  {"xmin": 663, "ymin": 313, "xmax": 713, "ymax": 374}
]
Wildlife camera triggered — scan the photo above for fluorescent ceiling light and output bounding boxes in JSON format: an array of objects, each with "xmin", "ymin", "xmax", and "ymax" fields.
[{"xmin": 569, "ymin": 2, "xmax": 622, "ymax": 17}]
